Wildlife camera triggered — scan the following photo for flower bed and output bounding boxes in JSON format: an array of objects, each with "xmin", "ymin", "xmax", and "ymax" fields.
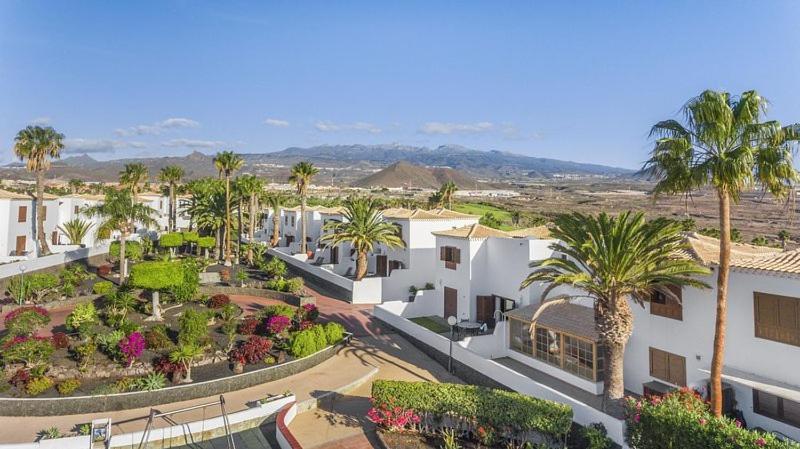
[
  {"xmin": 370, "ymin": 380, "xmax": 573, "ymax": 448},
  {"xmin": 625, "ymin": 389, "xmax": 800, "ymax": 449}
]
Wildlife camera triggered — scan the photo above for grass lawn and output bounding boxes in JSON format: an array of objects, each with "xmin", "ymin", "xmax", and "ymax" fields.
[
  {"xmin": 452, "ymin": 202, "xmax": 515, "ymax": 230},
  {"xmin": 410, "ymin": 316, "xmax": 451, "ymax": 334}
]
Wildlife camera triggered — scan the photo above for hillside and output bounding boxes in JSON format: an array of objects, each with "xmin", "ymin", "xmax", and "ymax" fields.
[{"xmin": 351, "ymin": 161, "xmax": 481, "ymax": 189}]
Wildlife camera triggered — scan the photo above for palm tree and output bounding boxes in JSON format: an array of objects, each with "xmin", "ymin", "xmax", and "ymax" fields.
[
  {"xmin": 642, "ymin": 90, "xmax": 800, "ymax": 415},
  {"xmin": 68, "ymin": 179, "xmax": 84, "ymax": 194},
  {"xmin": 521, "ymin": 212, "xmax": 709, "ymax": 410},
  {"xmin": 159, "ymin": 166, "xmax": 184, "ymax": 232},
  {"xmin": 58, "ymin": 219, "xmax": 93, "ymax": 246},
  {"xmin": 510, "ymin": 210, "xmax": 522, "ymax": 227},
  {"xmin": 187, "ymin": 179, "xmax": 228, "ymax": 259},
  {"xmin": 438, "ymin": 181, "xmax": 458, "ymax": 209},
  {"xmin": 777, "ymin": 230, "xmax": 791, "ymax": 250},
  {"xmin": 169, "ymin": 344, "xmax": 204, "ymax": 383},
  {"xmin": 265, "ymin": 193, "xmax": 285, "ymax": 247},
  {"xmin": 319, "ymin": 196, "xmax": 405, "ymax": 280},
  {"xmin": 234, "ymin": 175, "xmax": 263, "ymax": 264},
  {"xmin": 119, "ymin": 163, "xmax": 149, "ymax": 203},
  {"xmin": 84, "ymin": 189, "xmax": 157, "ymax": 280},
  {"xmin": 289, "ymin": 161, "xmax": 319, "ymax": 256},
  {"xmin": 13, "ymin": 126, "xmax": 65, "ymax": 256},
  {"xmin": 213, "ymin": 151, "xmax": 244, "ymax": 266}
]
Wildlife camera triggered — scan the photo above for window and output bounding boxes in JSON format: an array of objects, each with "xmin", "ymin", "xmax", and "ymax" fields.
[
  {"xmin": 535, "ymin": 327, "xmax": 562, "ymax": 366},
  {"xmin": 284, "ymin": 215, "xmax": 288, "ymax": 225},
  {"xmin": 440, "ymin": 246, "xmax": 461, "ymax": 270},
  {"xmin": 564, "ymin": 334, "xmax": 598, "ymax": 380},
  {"xmin": 650, "ymin": 286, "xmax": 683, "ymax": 320},
  {"xmin": 753, "ymin": 390, "xmax": 800, "ymax": 427},
  {"xmin": 509, "ymin": 318, "xmax": 533, "ymax": 354},
  {"xmin": 17, "ymin": 206, "xmax": 27, "ymax": 223},
  {"xmin": 649, "ymin": 347, "xmax": 686, "ymax": 387},
  {"xmin": 754, "ymin": 292, "xmax": 800, "ymax": 347},
  {"xmin": 509, "ymin": 320, "xmax": 602, "ymax": 381},
  {"xmin": 74, "ymin": 205, "xmax": 80, "ymax": 215},
  {"xmin": 291, "ymin": 216, "xmax": 295, "ymax": 227}
]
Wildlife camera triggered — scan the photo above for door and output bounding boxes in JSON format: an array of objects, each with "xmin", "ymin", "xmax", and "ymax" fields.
[
  {"xmin": 376, "ymin": 255, "xmax": 388, "ymax": 277},
  {"xmin": 444, "ymin": 287, "xmax": 458, "ymax": 319},
  {"xmin": 15, "ymin": 236, "xmax": 26, "ymax": 255},
  {"xmin": 476, "ymin": 295, "xmax": 495, "ymax": 326},
  {"xmin": 330, "ymin": 246, "xmax": 339, "ymax": 264}
]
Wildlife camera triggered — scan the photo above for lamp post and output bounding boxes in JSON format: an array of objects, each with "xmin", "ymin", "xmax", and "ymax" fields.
[
  {"xmin": 18, "ymin": 265, "xmax": 27, "ymax": 306},
  {"xmin": 447, "ymin": 315, "xmax": 457, "ymax": 373}
]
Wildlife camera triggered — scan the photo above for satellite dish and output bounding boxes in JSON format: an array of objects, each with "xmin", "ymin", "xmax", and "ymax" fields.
[{"xmin": 447, "ymin": 316, "xmax": 458, "ymax": 326}]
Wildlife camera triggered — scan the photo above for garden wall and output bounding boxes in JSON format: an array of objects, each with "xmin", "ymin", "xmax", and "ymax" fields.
[
  {"xmin": 0, "ymin": 338, "xmax": 347, "ymax": 416},
  {"xmin": 198, "ymin": 285, "xmax": 301, "ymax": 304},
  {"xmin": 0, "ymin": 244, "xmax": 110, "ymax": 281}
]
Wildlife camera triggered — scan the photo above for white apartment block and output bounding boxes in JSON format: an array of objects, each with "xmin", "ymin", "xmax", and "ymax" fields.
[
  {"xmin": 0, "ymin": 190, "xmax": 61, "ymax": 263},
  {"xmin": 55, "ymin": 194, "xmax": 107, "ymax": 247},
  {"xmin": 137, "ymin": 193, "xmax": 190, "ymax": 232}
]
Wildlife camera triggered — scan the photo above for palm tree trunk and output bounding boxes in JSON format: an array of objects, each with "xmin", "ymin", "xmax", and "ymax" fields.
[
  {"xmin": 599, "ymin": 295, "xmax": 633, "ymax": 411},
  {"xmin": 119, "ymin": 231, "xmax": 128, "ymax": 280},
  {"xmin": 169, "ymin": 184, "xmax": 175, "ymax": 232},
  {"xmin": 300, "ymin": 194, "xmax": 307, "ymax": 255},
  {"xmin": 225, "ymin": 175, "xmax": 232, "ymax": 266},
  {"xmin": 356, "ymin": 250, "xmax": 368, "ymax": 280},
  {"xmin": 247, "ymin": 193, "xmax": 256, "ymax": 264},
  {"xmin": 237, "ymin": 199, "xmax": 243, "ymax": 264},
  {"xmin": 150, "ymin": 290, "xmax": 162, "ymax": 321},
  {"xmin": 184, "ymin": 363, "xmax": 193, "ymax": 383},
  {"xmin": 36, "ymin": 170, "xmax": 51, "ymax": 256},
  {"xmin": 271, "ymin": 210, "xmax": 280, "ymax": 247},
  {"xmin": 710, "ymin": 190, "xmax": 731, "ymax": 417}
]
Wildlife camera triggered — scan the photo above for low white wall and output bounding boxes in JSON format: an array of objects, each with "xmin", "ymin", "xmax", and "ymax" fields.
[
  {"xmin": 276, "ymin": 402, "xmax": 299, "ymax": 449},
  {"xmin": 384, "ymin": 290, "xmax": 442, "ymax": 318},
  {"xmin": 0, "ymin": 244, "xmax": 110, "ymax": 280},
  {"xmin": 373, "ymin": 304, "xmax": 627, "ymax": 446}
]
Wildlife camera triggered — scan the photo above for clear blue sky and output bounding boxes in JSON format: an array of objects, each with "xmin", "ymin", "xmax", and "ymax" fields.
[{"xmin": 2, "ymin": 1, "xmax": 799, "ymax": 169}]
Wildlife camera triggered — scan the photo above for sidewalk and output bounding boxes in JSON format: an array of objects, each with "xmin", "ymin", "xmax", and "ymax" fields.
[{"xmin": 0, "ymin": 344, "xmax": 376, "ymax": 444}]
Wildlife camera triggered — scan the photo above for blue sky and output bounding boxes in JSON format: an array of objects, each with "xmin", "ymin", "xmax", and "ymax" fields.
[{"xmin": 1, "ymin": 1, "xmax": 799, "ymax": 169}]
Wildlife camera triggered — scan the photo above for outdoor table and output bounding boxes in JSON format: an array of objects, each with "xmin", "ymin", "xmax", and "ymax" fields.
[{"xmin": 456, "ymin": 321, "xmax": 482, "ymax": 336}]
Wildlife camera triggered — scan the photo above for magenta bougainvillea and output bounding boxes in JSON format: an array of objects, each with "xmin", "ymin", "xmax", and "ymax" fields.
[
  {"xmin": 266, "ymin": 315, "xmax": 291, "ymax": 335},
  {"xmin": 300, "ymin": 303, "xmax": 319, "ymax": 322},
  {"xmin": 119, "ymin": 331, "xmax": 146, "ymax": 367}
]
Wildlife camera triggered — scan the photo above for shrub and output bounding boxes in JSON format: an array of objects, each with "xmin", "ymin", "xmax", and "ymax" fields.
[
  {"xmin": 290, "ymin": 328, "xmax": 320, "ymax": 358},
  {"xmin": 92, "ymin": 281, "xmax": 115, "ymax": 295},
  {"xmin": 209, "ymin": 294, "xmax": 231, "ymax": 309},
  {"xmin": 285, "ymin": 277, "xmax": 304, "ymax": 294},
  {"xmin": 238, "ymin": 316, "xmax": 259, "ymax": 335},
  {"xmin": 178, "ymin": 309, "xmax": 210, "ymax": 346},
  {"xmin": 73, "ymin": 341, "xmax": 96, "ymax": 371},
  {"xmin": 583, "ymin": 423, "xmax": 613, "ymax": 449},
  {"xmin": 110, "ymin": 240, "xmax": 143, "ymax": 262},
  {"xmin": 262, "ymin": 304, "xmax": 296, "ymax": 320},
  {"xmin": 263, "ymin": 257, "xmax": 287, "ymax": 278},
  {"xmin": 9, "ymin": 369, "xmax": 31, "ymax": 388},
  {"xmin": 182, "ymin": 231, "xmax": 199, "ymax": 244},
  {"xmin": 371, "ymin": 380, "xmax": 573, "ymax": 442},
  {"xmin": 2, "ymin": 336, "xmax": 55, "ymax": 367},
  {"xmin": 96, "ymin": 330, "xmax": 125, "ymax": 359},
  {"xmin": 625, "ymin": 389, "xmax": 797, "ymax": 449},
  {"xmin": 169, "ymin": 258, "xmax": 200, "ymax": 303},
  {"xmin": 220, "ymin": 268, "xmax": 231, "ymax": 283},
  {"xmin": 153, "ymin": 355, "xmax": 186, "ymax": 382},
  {"xmin": 159, "ymin": 232, "xmax": 183, "ymax": 249},
  {"xmin": 56, "ymin": 379, "xmax": 80, "ymax": 396},
  {"xmin": 134, "ymin": 372, "xmax": 166, "ymax": 391},
  {"xmin": 311, "ymin": 324, "xmax": 328, "ymax": 348},
  {"xmin": 324, "ymin": 322, "xmax": 345, "ymax": 345},
  {"xmin": 51, "ymin": 332, "xmax": 69, "ymax": 350},
  {"xmin": 266, "ymin": 315, "xmax": 292, "ymax": 335},
  {"xmin": 4, "ymin": 306, "xmax": 50, "ymax": 337},
  {"xmin": 300, "ymin": 303, "xmax": 319, "ymax": 322},
  {"xmin": 229, "ymin": 335, "xmax": 273, "ymax": 365},
  {"xmin": 297, "ymin": 319, "xmax": 314, "ymax": 331},
  {"xmin": 265, "ymin": 278, "xmax": 286, "ymax": 291},
  {"xmin": 129, "ymin": 261, "xmax": 184, "ymax": 292},
  {"xmin": 6, "ymin": 273, "xmax": 61, "ymax": 303},
  {"xmin": 367, "ymin": 401, "xmax": 421, "ymax": 432},
  {"xmin": 66, "ymin": 302, "xmax": 98, "ymax": 332},
  {"xmin": 197, "ymin": 236, "xmax": 216, "ymax": 250},
  {"xmin": 144, "ymin": 325, "xmax": 173, "ymax": 350},
  {"xmin": 118, "ymin": 331, "xmax": 146, "ymax": 367},
  {"xmin": 60, "ymin": 265, "xmax": 93, "ymax": 296},
  {"xmin": 26, "ymin": 377, "xmax": 54, "ymax": 396}
]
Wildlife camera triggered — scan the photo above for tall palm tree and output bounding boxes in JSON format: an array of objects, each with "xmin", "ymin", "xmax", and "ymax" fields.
[
  {"xmin": 186, "ymin": 178, "xmax": 227, "ymax": 259},
  {"xmin": 58, "ymin": 219, "xmax": 93, "ymax": 246},
  {"xmin": 213, "ymin": 151, "xmax": 244, "ymax": 266},
  {"xmin": 265, "ymin": 192, "xmax": 285, "ymax": 247},
  {"xmin": 158, "ymin": 166, "xmax": 184, "ymax": 232},
  {"xmin": 84, "ymin": 189, "xmax": 157, "ymax": 280},
  {"xmin": 119, "ymin": 163, "xmax": 149, "ymax": 203},
  {"xmin": 642, "ymin": 90, "xmax": 800, "ymax": 415},
  {"xmin": 319, "ymin": 197, "xmax": 405, "ymax": 280},
  {"xmin": 289, "ymin": 161, "xmax": 319, "ymax": 256},
  {"xmin": 234, "ymin": 175, "xmax": 263, "ymax": 264},
  {"xmin": 439, "ymin": 181, "xmax": 458, "ymax": 209},
  {"xmin": 521, "ymin": 212, "xmax": 709, "ymax": 409},
  {"xmin": 13, "ymin": 125, "xmax": 65, "ymax": 256}
]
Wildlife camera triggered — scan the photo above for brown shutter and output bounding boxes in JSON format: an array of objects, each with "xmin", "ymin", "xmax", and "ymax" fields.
[
  {"xmin": 18, "ymin": 206, "xmax": 27, "ymax": 222},
  {"xmin": 440, "ymin": 246, "xmax": 446, "ymax": 261},
  {"xmin": 649, "ymin": 347, "xmax": 668, "ymax": 381},
  {"xmin": 668, "ymin": 353, "xmax": 687, "ymax": 386},
  {"xmin": 454, "ymin": 247, "xmax": 461, "ymax": 264}
]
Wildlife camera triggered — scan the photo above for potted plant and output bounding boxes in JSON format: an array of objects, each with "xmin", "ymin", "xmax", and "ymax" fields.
[{"xmin": 408, "ymin": 285, "xmax": 418, "ymax": 302}]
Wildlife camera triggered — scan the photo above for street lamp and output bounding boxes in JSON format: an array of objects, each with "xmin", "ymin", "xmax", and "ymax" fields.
[
  {"xmin": 447, "ymin": 315, "xmax": 457, "ymax": 373},
  {"xmin": 18, "ymin": 265, "xmax": 27, "ymax": 306}
]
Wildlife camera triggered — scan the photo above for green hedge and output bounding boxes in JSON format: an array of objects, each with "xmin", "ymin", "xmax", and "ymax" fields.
[
  {"xmin": 159, "ymin": 232, "xmax": 183, "ymax": 248},
  {"xmin": 129, "ymin": 261, "xmax": 183, "ymax": 291},
  {"xmin": 182, "ymin": 231, "xmax": 199, "ymax": 243},
  {"xmin": 110, "ymin": 240, "xmax": 143, "ymax": 261},
  {"xmin": 197, "ymin": 236, "xmax": 216, "ymax": 249},
  {"xmin": 371, "ymin": 380, "xmax": 572, "ymax": 440},
  {"xmin": 625, "ymin": 390, "xmax": 800, "ymax": 449}
]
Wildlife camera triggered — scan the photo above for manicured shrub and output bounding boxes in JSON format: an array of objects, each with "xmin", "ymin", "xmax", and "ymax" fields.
[
  {"xmin": 299, "ymin": 303, "xmax": 319, "ymax": 322},
  {"xmin": 169, "ymin": 258, "xmax": 200, "ymax": 303},
  {"xmin": 110, "ymin": 240, "xmax": 143, "ymax": 262},
  {"xmin": 262, "ymin": 304, "xmax": 296, "ymax": 320},
  {"xmin": 263, "ymin": 257, "xmax": 287, "ymax": 278},
  {"xmin": 4, "ymin": 306, "xmax": 50, "ymax": 337},
  {"xmin": 26, "ymin": 377, "xmax": 54, "ymax": 396},
  {"xmin": 324, "ymin": 322, "xmax": 345, "ymax": 345},
  {"xmin": 65, "ymin": 302, "xmax": 98, "ymax": 332},
  {"xmin": 159, "ymin": 232, "xmax": 184, "ymax": 249},
  {"xmin": 266, "ymin": 315, "xmax": 292, "ymax": 335},
  {"xmin": 371, "ymin": 380, "xmax": 573, "ymax": 442},
  {"xmin": 197, "ymin": 236, "xmax": 216, "ymax": 250},
  {"xmin": 238, "ymin": 316, "xmax": 259, "ymax": 335},
  {"xmin": 178, "ymin": 309, "xmax": 210, "ymax": 346},
  {"xmin": 129, "ymin": 261, "xmax": 184, "ymax": 292},
  {"xmin": 290, "ymin": 328, "xmax": 320, "ymax": 358},
  {"xmin": 92, "ymin": 280, "xmax": 115, "ymax": 296},
  {"xmin": 118, "ymin": 331, "xmax": 146, "ymax": 367},
  {"xmin": 182, "ymin": 231, "xmax": 199, "ymax": 244},
  {"xmin": 2, "ymin": 336, "xmax": 55, "ymax": 367},
  {"xmin": 144, "ymin": 325, "xmax": 173, "ymax": 350},
  {"xmin": 285, "ymin": 277, "xmax": 304, "ymax": 294},
  {"xmin": 209, "ymin": 294, "xmax": 231, "ymax": 309},
  {"xmin": 56, "ymin": 378, "xmax": 81, "ymax": 396},
  {"xmin": 51, "ymin": 332, "xmax": 69, "ymax": 350},
  {"xmin": 229, "ymin": 335, "xmax": 273, "ymax": 365},
  {"xmin": 625, "ymin": 389, "xmax": 798, "ymax": 449}
]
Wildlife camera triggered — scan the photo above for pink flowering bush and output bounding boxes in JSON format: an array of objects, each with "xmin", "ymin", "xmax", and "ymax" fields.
[
  {"xmin": 266, "ymin": 315, "xmax": 291, "ymax": 336},
  {"xmin": 118, "ymin": 332, "xmax": 146, "ymax": 367},
  {"xmin": 366, "ymin": 398, "xmax": 421, "ymax": 432},
  {"xmin": 625, "ymin": 389, "xmax": 797, "ymax": 449},
  {"xmin": 299, "ymin": 303, "xmax": 319, "ymax": 322}
]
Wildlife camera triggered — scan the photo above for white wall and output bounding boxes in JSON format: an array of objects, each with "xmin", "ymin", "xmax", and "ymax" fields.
[{"xmin": 0, "ymin": 244, "xmax": 110, "ymax": 280}]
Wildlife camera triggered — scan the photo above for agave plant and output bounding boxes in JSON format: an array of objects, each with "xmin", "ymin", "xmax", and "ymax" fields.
[
  {"xmin": 58, "ymin": 218, "xmax": 93, "ymax": 246},
  {"xmin": 134, "ymin": 372, "xmax": 167, "ymax": 391}
]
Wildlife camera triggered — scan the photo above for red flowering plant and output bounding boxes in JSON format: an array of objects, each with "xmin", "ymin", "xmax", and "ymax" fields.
[
  {"xmin": 625, "ymin": 388, "xmax": 791, "ymax": 449},
  {"xmin": 209, "ymin": 294, "xmax": 231, "ymax": 309},
  {"xmin": 229, "ymin": 335, "xmax": 273, "ymax": 365},
  {"xmin": 4, "ymin": 306, "xmax": 50, "ymax": 337},
  {"xmin": 296, "ymin": 320, "xmax": 314, "ymax": 331},
  {"xmin": 366, "ymin": 397, "xmax": 421, "ymax": 432},
  {"xmin": 238, "ymin": 316, "xmax": 259, "ymax": 335},
  {"xmin": 153, "ymin": 355, "xmax": 186, "ymax": 382},
  {"xmin": 51, "ymin": 332, "xmax": 70, "ymax": 349},
  {"xmin": 118, "ymin": 331, "xmax": 146, "ymax": 368},
  {"xmin": 9, "ymin": 368, "xmax": 31, "ymax": 388},
  {"xmin": 266, "ymin": 315, "xmax": 292, "ymax": 336},
  {"xmin": 298, "ymin": 303, "xmax": 319, "ymax": 322}
]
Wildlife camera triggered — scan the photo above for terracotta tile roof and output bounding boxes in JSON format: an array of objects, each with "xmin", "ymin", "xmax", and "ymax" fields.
[
  {"xmin": 381, "ymin": 207, "xmax": 478, "ymax": 220},
  {"xmin": 732, "ymin": 249, "xmax": 800, "ymax": 275},
  {"xmin": 507, "ymin": 226, "xmax": 552, "ymax": 239},
  {"xmin": 0, "ymin": 189, "xmax": 57, "ymax": 200},
  {"xmin": 317, "ymin": 206, "xmax": 345, "ymax": 215},
  {"xmin": 506, "ymin": 302, "xmax": 599, "ymax": 341},
  {"xmin": 432, "ymin": 223, "xmax": 510, "ymax": 239},
  {"xmin": 680, "ymin": 232, "xmax": 781, "ymax": 265}
]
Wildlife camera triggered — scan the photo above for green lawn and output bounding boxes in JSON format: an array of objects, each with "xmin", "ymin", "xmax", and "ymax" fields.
[
  {"xmin": 453, "ymin": 202, "xmax": 515, "ymax": 230},
  {"xmin": 410, "ymin": 316, "xmax": 450, "ymax": 334}
]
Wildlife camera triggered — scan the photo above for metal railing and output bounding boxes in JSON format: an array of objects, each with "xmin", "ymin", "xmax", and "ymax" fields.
[{"xmin": 137, "ymin": 395, "xmax": 235, "ymax": 449}]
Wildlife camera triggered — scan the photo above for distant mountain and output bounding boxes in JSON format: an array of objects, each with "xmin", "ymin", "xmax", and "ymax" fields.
[{"xmin": 351, "ymin": 161, "xmax": 482, "ymax": 189}]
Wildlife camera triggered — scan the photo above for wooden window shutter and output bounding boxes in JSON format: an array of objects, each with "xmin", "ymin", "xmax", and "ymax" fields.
[
  {"xmin": 454, "ymin": 247, "xmax": 461, "ymax": 264},
  {"xmin": 649, "ymin": 347, "xmax": 668, "ymax": 381},
  {"xmin": 18, "ymin": 206, "xmax": 27, "ymax": 222},
  {"xmin": 668, "ymin": 353, "xmax": 687, "ymax": 386},
  {"xmin": 440, "ymin": 246, "xmax": 446, "ymax": 261}
]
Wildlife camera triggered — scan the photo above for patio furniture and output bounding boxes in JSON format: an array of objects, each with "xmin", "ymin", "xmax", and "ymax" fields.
[{"xmin": 456, "ymin": 321, "xmax": 482, "ymax": 337}]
